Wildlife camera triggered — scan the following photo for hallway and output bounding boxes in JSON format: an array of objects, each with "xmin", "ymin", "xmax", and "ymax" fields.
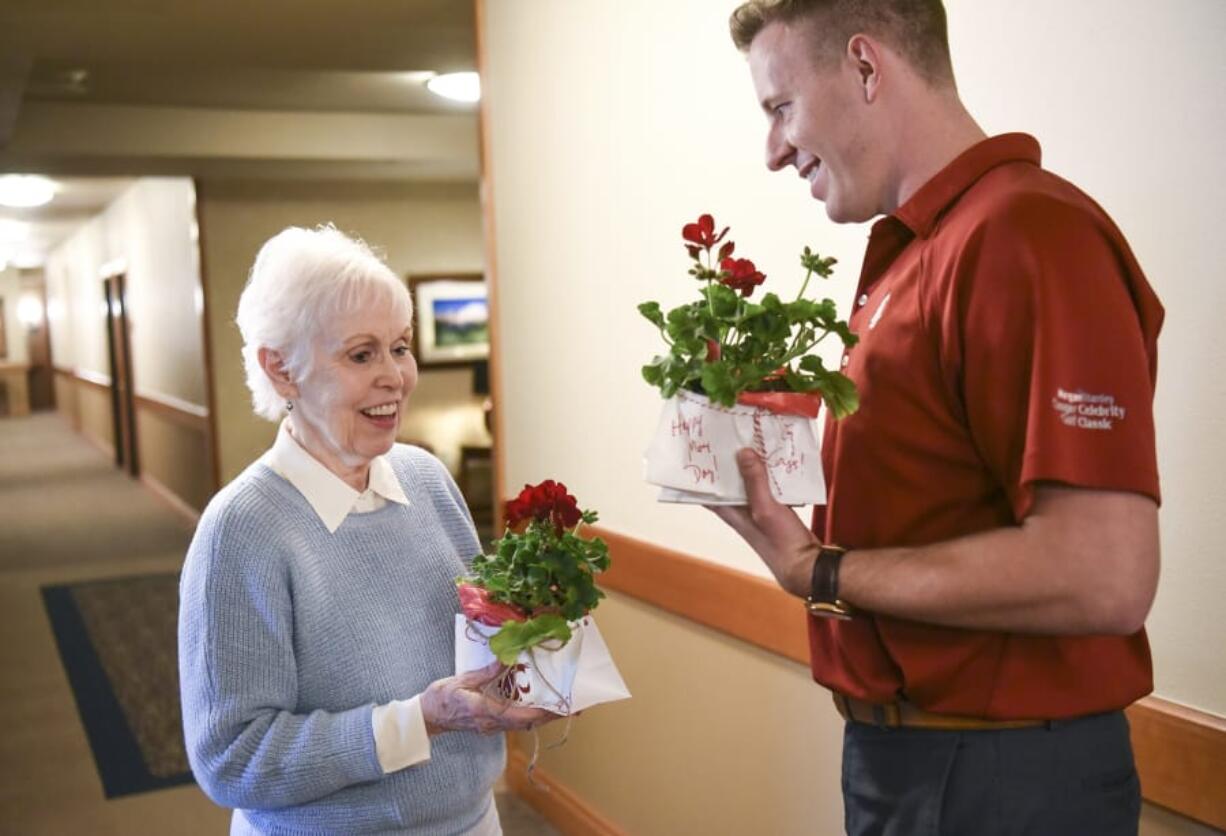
[
  {"xmin": 0, "ymin": 413, "xmax": 557, "ymax": 835},
  {"xmin": 0, "ymin": 412, "xmax": 228, "ymax": 834}
]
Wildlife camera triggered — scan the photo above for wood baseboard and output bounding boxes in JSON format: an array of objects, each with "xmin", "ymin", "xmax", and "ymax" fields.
[
  {"xmin": 505, "ymin": 747, "xmax": 626, "ymax": 836},
  {"xmin": 1127, "ymin": 696, "xmax": 1226, "ymax": 830},
  {"xmin": 139, "ymin": 472, "xmax": 200, "ymax": 529},
  {"xmin": 587, "ymin": 524, "xmax": 1226, "ymax": 833}
]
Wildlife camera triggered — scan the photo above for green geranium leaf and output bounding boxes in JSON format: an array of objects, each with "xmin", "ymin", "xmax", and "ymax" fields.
[
  {"xmin": 817, "ymin": 371, "xmax": 860, "ymax": 419},
  {"xmin": 638, "ymin": 301, "xmax": 665, "ymax": 328},
  {"xmin": 488, "ymin": 615, "xmax": 573, "ymax": 666},
  {"xmin": 700, "ymin": 361, "xmax": 737, "ymax": 406}
]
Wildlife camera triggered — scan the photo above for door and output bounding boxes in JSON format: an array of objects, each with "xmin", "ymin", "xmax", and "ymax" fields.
[
  {"xmin": 23, "ymin": 276, "xmax": 55, "ymax": 411},
  {"xmin": 102, "ymin": 274, "xmax": 138, "ymax": 476}
]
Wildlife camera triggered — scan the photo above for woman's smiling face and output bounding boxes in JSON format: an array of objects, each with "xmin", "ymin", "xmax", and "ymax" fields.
[{"xmin": 290, "ymin": 302, "xmax": 418, "ymax": 480}]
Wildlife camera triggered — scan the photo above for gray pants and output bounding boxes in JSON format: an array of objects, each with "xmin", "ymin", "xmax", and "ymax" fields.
[{"xmin": 842, "ymin": 710, "xmax": 1140, "ymax": 835}]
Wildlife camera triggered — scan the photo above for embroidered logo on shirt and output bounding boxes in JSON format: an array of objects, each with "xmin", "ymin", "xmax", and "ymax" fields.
[
  {"xmin": 1051, "ymin": 388, "xmax": 1126, "ymax": 431},
  {"xmin": 868, "ymin": 292, "xmax": 891, "ymax": 330}
]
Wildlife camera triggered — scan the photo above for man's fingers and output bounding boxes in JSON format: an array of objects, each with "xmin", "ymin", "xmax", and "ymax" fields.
[{"xmin": 736, "ymin": 448, "xmax": 782, "ymax": 515}]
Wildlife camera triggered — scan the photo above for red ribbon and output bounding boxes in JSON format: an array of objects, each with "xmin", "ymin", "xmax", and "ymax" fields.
[{"xmin": 736, "ymin": 391, "xmax": 822, "ymax": 418}]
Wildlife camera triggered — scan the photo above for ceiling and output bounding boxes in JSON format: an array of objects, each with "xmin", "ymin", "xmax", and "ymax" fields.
[{"xmin": 0, "ymin": 0, "xmax": 481, "ymax": 263}]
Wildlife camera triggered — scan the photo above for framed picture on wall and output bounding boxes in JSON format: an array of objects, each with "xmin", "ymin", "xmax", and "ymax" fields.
[{"xmin": 406, "ymin": 274, "xmax": 489, "ymax": 367}]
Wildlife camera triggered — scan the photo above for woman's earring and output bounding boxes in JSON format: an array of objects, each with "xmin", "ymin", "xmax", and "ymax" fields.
[{"xmin": 285, "ymin": 400, "xmax": 294, "ymax": 412}]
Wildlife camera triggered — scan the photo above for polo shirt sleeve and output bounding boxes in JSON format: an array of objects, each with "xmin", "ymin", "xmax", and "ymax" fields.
[{"xmin": 954, "ymin": 192, "xmax": 1160, "ymax": 521}]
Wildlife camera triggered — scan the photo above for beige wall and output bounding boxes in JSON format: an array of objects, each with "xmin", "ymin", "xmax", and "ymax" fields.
[
  {"xmin": 482, "ymin": 0, "xmax": 1226, "ymax": 832},
  {"xmin": 0, "ymin": 266, "xmax": 29, "ymax": 365},
  {"xmin": 519, "ymin": 592, "xmax": 846, "ymax": 834},
  {"xmin": 76, "ymin": 383, "xmax": 114, "ymax": 457},
  {"xmin": 43, "ymin": 177, "xmax": 212, "ymax": 508},
  {"xmin": 196, "ymin": 179, "xmax": 490, "ymax": 483},
  {"xmin": 45, "ymin": 178, "xmax": 208, "ymax": 405}
]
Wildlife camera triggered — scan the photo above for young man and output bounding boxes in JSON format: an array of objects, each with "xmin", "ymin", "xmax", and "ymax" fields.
[{"xmin": 714, "ymin": 2, "xmax": 1163, "ymax": 833}]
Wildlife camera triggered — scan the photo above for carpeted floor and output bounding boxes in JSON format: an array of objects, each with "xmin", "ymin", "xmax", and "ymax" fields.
[
  {"xmin": 0, "ymin": 414, "xmax": 194, "ymax": 572},
  {"xmin": 42, "ymin": 572, "xmax": 192, "ymax": 798}
]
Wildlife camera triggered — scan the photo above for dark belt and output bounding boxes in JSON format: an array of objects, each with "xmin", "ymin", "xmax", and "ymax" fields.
[{"xmin": 832, "ymin": 692, "xmax": 1047, "ymax": 731}]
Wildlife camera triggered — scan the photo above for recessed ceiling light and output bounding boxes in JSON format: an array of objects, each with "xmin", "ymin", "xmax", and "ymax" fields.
[
  {"xmin": 17, "ymin": 293, "xmax": 44, "ymax": 327},
  {"xmin": 12, "ymin": 250, "xmax": 45, "ymax": 270},
  {"xmin": 0, "ymin": 175, "xmax": 57, "ymax": 208},
  {"xmin": 426, "ymin": 72, "xmax": 480, "ymax": 103}
]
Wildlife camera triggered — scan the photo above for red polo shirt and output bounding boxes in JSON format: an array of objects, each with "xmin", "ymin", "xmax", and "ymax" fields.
[{"xmin": 812, "ymin": 133, "xmax": 1164, "ymax": 720}]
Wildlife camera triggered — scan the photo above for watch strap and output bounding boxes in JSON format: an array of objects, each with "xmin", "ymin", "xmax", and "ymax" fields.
[{"xmin": 806, "ymin": 545, "xmax": 854, "ymax": 620}]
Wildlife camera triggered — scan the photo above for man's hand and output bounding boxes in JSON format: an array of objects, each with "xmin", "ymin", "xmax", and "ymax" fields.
[
  {"xmin": 708, "ymin": 448, "xmax": 821, "ymax": 598},
  {"xmin": 421, "ymin": 662, "xmax": 557, "ymax": 736}
]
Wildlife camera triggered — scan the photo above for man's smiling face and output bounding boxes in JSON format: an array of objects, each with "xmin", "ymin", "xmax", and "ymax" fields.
[{"xmin": 748, "ymin": 19, "xmax": 885, "ymax": 224}]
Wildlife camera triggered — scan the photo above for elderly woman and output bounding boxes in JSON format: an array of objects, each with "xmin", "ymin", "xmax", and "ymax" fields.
[{"xmin": 179, "ymin": 226, "xmax": 548, "ymax": 835}]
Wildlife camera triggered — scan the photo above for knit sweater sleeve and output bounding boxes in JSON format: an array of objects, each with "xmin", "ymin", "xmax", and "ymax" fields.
[{"xmin": 178, "ymin": 488, "xmax": 385, "ymax": 810}]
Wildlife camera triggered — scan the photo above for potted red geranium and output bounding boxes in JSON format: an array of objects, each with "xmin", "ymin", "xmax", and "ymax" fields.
[
  {"xmin": 640, "ymin": 214, "xmax": 859, "ymax": 505},
  {"xmin": 454, "ymin": 480, "xmax": 629, "ymax": 714}
]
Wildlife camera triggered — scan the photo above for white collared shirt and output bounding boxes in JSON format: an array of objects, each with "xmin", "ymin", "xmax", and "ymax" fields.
[
  {"xmin": 260, "ymin": 419, "xmax": 412, "ymax": 533},
  {"xmin": 260, "ymin": 420, "xmax": 431, "ymax": 774}
]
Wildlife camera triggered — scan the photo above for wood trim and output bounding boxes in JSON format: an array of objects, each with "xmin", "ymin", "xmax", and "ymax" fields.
[
  {"xmin": 588, "ymin": 524, "xmax": 1226, "ymax": 831},
  {"xmin": 54, "ymin": 366, "xmax": 209, "ymax": 432},
  {"xmin": 1127, "ymin": 696, "xmax": 1226, "ymax": 830},
  {"xmin": 474, "ymin": 0, "xmax": 506, "ymax": 534},
  {"xmin": 596, "ymin": 526, "xmax": 809, "ymax": 665},
  {"xmin": 55, "ymin": 364, "xmax": 111, "ymax": 391},
  {"xmin": 133, "ymin": 390, "xmax": 209, "ymax": 431},
  {"xmin": 505, "ymin": 748, "xmax": 627, "ymax": 836},
  {"xmin": 191, "ymin": 178, "xmax": 223, "ymax": 493},
  {"xmin": 139, "ymin": 472, "xmax": 201, "ymax": 529},
  {"xmin": 76, "ymin": 416, "xmax": 115, "ymax": 461}
]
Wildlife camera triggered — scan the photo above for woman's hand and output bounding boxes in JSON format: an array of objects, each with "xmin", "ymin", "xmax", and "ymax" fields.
[{"xmin": 420, "ymin": 662, "xmax": 559, "ymax": 736}]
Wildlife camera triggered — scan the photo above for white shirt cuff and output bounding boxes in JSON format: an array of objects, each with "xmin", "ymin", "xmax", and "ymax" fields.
[{"xmin": 372, "ymin": 694, "xmax": 432, "ymax": 773}]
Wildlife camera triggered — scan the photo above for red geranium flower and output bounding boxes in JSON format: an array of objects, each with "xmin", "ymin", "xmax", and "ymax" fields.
[
  {"xmin": 506, "ymin": 479, "xmax": 583, "ymax": 535},
  {"xmin": 682, "ymin": 213, "xmax": 729, "ymax": 253},
  {"xmin": 719, "ymin": 257, "xmax": 766, "ymax": 297}
]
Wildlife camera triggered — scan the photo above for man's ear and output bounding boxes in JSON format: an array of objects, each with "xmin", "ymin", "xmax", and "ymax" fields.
[
  {"xmin": 258, "ymin": 347, "xmax": 300, "ymax": 399},
  {"xmin": 846, "ymin": 34, "xmax": 882, "ymax": 102}
]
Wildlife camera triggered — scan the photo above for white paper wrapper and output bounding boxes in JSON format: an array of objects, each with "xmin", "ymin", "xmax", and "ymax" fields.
[
  {"xmin": 454, "ymin": 615, "xmax": 631, "ymax": 715},
  {"xmin": 642, "ymin": 390, "xmax": 826, "ymax": 506}
]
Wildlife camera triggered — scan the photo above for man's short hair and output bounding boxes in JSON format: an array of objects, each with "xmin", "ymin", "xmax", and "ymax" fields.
[{"xmin": 729, "ymin": 0, "xmax": 954, "ymax": 86}]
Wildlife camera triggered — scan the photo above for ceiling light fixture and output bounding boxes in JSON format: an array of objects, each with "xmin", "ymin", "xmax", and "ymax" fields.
[
  {"xmin": 425, "ymin": 72, "xmax": 480, "ymax": 103},
  {"xmin": 0, "ymin": 174, "xmax": 57, "ymax": 208},
  {"xmin": 12, "ymin": 250, "xmax": 45, "ymax": 270},
  {"xmin": 17, "ymin": 294, "xmax": 44, "ymax": 328}
]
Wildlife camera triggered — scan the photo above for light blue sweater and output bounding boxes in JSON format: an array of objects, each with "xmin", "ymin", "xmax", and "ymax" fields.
[{"xmin": 178, "ymin": 444, "xmax": 504, "ymax": 835}]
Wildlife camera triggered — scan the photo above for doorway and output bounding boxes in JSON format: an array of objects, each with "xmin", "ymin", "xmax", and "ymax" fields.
[{"xmin": 102, "ymin": 273, "xmax": 138, "ymax": 476}]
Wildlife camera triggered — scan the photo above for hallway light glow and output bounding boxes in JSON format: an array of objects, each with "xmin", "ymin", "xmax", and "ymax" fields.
[
  {"xmin": 12, "ymin": 250, "xmax": 45, "ymax": 269},
  {"xmin": 0, "ymin": 174, "xmax": 57, "ymax": 208},
  {"xmin": 17, "ymin": 294, "xmax": 44, "ymax": 328},
  {"xmin": 425, "ymin": 72, "xmax": 480, "ymax": 103},
  {"xmin": 0, "ymin": 218, "xmax": 31, "ymax": 241}
]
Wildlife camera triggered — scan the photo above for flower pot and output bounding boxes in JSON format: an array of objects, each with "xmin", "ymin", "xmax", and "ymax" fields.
[
  {"xmin": 642, "ymin": 389, "xmax": 826, "ymax": 506},
  {"xmin": 453, "ymin": 615, "xmax": 630, "ymax": 715}
]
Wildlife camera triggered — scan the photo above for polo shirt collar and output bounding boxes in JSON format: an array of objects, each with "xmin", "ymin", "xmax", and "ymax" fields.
[
  {"xmin": 262, "ymin": 420, "xmax": 410, "ymax": 533},
  {"xmin": 894, "ymin": 133, "xmax": 1042, "ymax": 239}
]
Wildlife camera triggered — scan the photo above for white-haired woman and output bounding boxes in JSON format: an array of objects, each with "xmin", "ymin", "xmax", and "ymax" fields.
[{"xmin": 178, "ymin": 226, "xmax": 549, "ymax": 835}]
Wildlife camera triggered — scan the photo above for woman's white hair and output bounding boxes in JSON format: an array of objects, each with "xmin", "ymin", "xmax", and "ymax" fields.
[{"xmin": 236, "ymin": 225, "xmax": 412, "ymax": 421}]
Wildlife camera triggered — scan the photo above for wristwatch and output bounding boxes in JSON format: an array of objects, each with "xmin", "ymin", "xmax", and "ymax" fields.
[{"xmin": 805, "ymin": 544, "xmax": 854, "ymax": 620}]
